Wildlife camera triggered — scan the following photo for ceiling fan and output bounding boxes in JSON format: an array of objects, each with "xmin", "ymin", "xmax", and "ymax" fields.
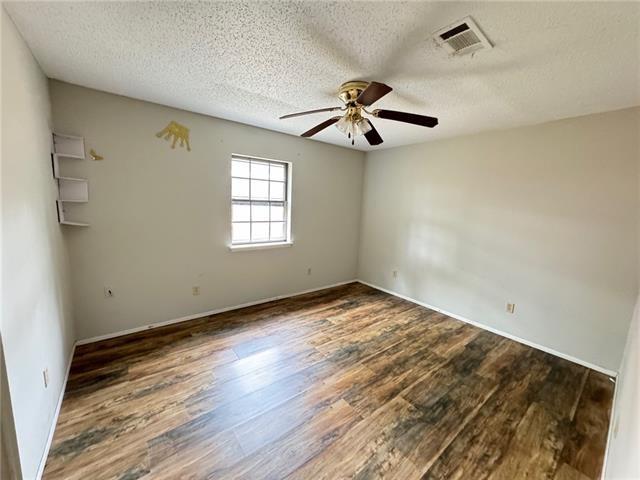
[{"xmin": 279, "ymin": 80, "xmax": 438, "ymax": 146}]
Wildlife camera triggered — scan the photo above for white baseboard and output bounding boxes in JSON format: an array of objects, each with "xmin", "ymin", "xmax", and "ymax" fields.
[
  {"xmin": 77, "ymin": 276, "xmax": 618, "ymax": 377},
  {"xmin": 357, "ymin": 279, "xmax": 618, "ymax": 378},
  {"xmin": 35, "ymin": 342, "xmax": 76, "ymax": 480},
  {"xmin": 76, "ymin": 279, "xmax": 358, "ymax": 345}
]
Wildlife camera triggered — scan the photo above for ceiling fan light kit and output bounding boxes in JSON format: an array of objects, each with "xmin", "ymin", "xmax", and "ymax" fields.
[
  {"xmin": 335, "ymin": 115, "xmax": 372, "ymax": 138},
  {"xmin": 280, "ymin": 80, "xmax": 439, "ymax": 147}
]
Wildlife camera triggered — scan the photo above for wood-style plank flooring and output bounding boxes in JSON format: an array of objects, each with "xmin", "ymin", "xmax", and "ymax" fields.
[{"xmin": 43, "ymin": 283, "xmax": 614, "ymax": 480}]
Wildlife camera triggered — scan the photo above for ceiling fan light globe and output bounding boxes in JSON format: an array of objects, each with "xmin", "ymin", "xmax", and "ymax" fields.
[
  {"xmin": 355, "ymin": 118, "xmax": 372, "ymax": 136},
  {"xmin": 335, "ymin": 116, "xmax": 350, "ymax": 135}
]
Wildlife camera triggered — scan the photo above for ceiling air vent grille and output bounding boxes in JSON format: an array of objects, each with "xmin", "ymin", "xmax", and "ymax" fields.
[{"xmin": 434, "ymin": 17, "xmax": 492, "ymax": 56}]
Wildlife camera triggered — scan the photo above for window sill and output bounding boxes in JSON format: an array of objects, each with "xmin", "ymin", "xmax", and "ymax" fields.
[{"xmin": 228, "ymin": 241, "xmax": 293, "ymax": 252}]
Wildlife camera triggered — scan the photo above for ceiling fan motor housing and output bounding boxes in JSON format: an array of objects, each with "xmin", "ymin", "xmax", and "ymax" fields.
[{"xmin": 338, "ymin": 81, "xmax": 370, "ymax": 104}]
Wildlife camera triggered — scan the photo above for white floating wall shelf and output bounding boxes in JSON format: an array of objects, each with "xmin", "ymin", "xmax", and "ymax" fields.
[
  {"xmin": 53, "ymin": 133, "xmax": 85, "ymax": 157},
  {"xmin": 56, "ymin": 201, "xmax": 89, "ymax": 227},
  {"xmin": 58, "ymin": 177, "xmax": 88, "ymax": 202},
  {"xmin": 52, "ymin": 133, "xmax": 89, "ymax": 226},
  {"xmin": 52, "ymin": 133, "xmax": 85, "ymax": 178}
]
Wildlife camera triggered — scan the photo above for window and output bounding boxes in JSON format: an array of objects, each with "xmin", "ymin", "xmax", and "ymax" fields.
[{"xmin": 231, "ymin": 155, "xmax": 291, "ymax": 246}]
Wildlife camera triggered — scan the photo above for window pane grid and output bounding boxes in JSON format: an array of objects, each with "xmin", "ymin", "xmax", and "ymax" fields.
[{"xmin": 231, "ymin": 156, "xmax": 288, "ymax": 245}]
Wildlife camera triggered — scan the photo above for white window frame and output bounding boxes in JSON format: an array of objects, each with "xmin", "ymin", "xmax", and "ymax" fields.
[{"xmin": 229, "ymin": 154, "xmax": 292, "ymax": 251}]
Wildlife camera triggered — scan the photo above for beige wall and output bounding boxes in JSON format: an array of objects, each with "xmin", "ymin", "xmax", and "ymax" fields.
[
  {"xmin": 604, "ymin": 151, "xmax": 640, "ymax": 478},
  {"xmin": 49, "ymin": 81, "xmax": 365, "ymax": 341},
  {"xmin": 605, "ymin": 296, "xmax": 640, "ymax": 478},
  {"xmin": 358, "ymin": 108, "xmax": 640, "ymax": 372},
  {"xmin": 1, "ymin": 10, "xmax": 75, "ymax": 480}
]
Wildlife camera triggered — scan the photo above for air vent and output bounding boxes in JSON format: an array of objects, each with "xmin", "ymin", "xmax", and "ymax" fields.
[{"xmin": 434, "ymin": 17, "xmax": 492, "ymax": 56}]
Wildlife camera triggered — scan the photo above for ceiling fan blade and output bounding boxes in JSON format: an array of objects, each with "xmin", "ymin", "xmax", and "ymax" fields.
[
  {"xmin": 280, "ymin": 107, "xmax": 343, "ymax": 120},
  {"xmin": 374, "ymin": 109, "xmax": 438, "ymax": 128},
  {"xmin": 301, "ymin": 116, "xmax": 342, "ymax": 137},
  {"xmin": 356, "ymin": 82, "xmax": 393, "ymax": 106},
  {"xmin": 364, "ymin": 119, "xmax": 383, "ymax": 146}
]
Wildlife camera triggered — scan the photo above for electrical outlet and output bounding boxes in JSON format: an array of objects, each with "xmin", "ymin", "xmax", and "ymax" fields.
[
  {"xmin": 506, "ymin": 303, "xmax": 516, "ymax": 314},
  {"xmin": 307, "ymin": 267, "xmax": 312, "ymax": 276},
  {"xmin": 393, "ymin": 270, "xmax": 398, "ymax": 279},
  {"xmin": 192, "ymin": 286, "xmax": 200, "ymax": 296},
  {"xmin": 104, "ymin": 286, "xmax": 114, "ymax": 298},
  {"xmin": 43, "ymin": 369, "xmax": 49, "ymax": 388}
]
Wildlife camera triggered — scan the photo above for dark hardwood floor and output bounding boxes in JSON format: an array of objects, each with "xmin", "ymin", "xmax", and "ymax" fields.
[{"xmin": 43, "ymin": 282, "xmax": 614, "ymax": 480}]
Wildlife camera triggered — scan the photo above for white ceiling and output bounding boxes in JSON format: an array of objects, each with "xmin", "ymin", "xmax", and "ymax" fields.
[{"xmin": 5, "ymin": 1, "xmax": 640, "ymax": 151}]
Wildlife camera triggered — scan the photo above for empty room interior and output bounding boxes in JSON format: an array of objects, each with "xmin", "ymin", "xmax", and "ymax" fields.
[{"xmin": 2, "ymin": 1, "xmax": 640, "ymax": 479}]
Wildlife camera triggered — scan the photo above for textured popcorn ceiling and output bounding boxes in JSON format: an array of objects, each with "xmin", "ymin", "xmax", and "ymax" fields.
[{"xmin": 5, "ymin": 1, "xmax": 640, "ymax": 151}]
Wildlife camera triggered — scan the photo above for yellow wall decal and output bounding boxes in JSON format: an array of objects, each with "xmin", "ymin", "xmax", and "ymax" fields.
[
  {"xmin": 156, "ymin": 121, "xmax": 191, "ymax": 151},
  {"xmin": 89, "ymin": 149, "xmax": 104, "ymax": 160}
]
